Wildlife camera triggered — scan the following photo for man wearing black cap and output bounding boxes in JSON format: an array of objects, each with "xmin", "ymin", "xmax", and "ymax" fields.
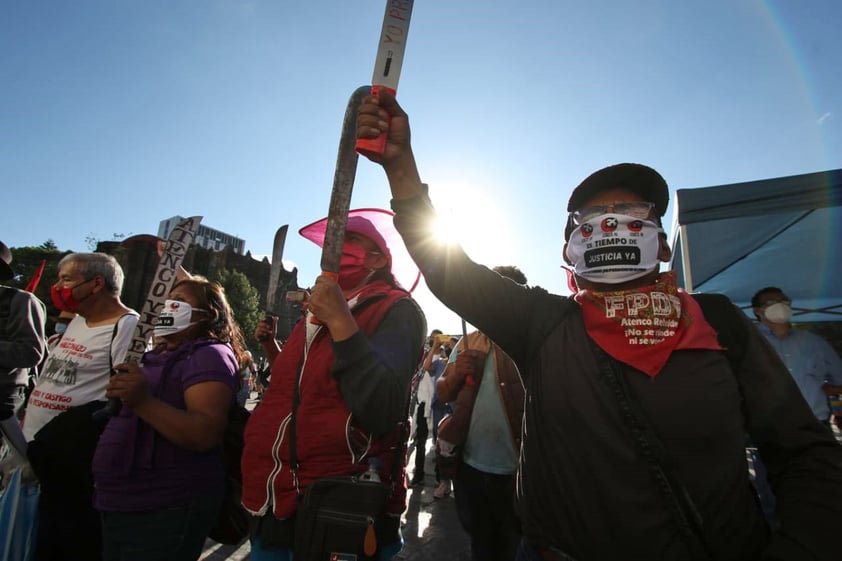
[
  {"xmin": 0, "ymin": 240, "xmax": 47, "ymax": 461},
  {"xmin": 356, "ymin": 91, "xmax": 842, "ymax": 561}
]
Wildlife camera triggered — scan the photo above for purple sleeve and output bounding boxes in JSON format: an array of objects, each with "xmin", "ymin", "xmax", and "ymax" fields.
[{"xmin": 181, "ymin": 344, "xmax": 240, "ymax": 394}]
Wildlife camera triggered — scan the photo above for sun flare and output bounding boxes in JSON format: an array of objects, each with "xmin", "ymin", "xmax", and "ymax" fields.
[{"xmin": 428, "ymin": 183, "xmax": 514, "ymax": 267}]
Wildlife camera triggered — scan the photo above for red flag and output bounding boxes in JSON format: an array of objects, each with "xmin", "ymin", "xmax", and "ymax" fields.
[{"xmin": 25, "ymin": 259, "xmax": 46, "ymax": 293}]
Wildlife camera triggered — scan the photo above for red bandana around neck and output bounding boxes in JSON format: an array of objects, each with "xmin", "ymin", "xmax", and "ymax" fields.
[{"xmin": 574, "ymin": 272, "xmax": 723, "ymax": 377}]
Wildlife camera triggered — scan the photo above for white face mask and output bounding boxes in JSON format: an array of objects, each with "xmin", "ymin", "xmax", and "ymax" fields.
[
  {"xmin": 565, "ymin": 214, "xmax": 663, "ymax": 285},
  {"xmin": 154, "ymin": 300, "xmax": 209, "ymax": 338},
  {"xmin": 763, "ymin": 302, "xmax": 793, "ymax": 324}
]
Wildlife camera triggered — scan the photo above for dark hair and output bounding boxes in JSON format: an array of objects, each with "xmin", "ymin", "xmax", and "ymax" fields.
[
  {"xmin": 368, "ymin": 266, "xmax": 399, "ymax": 289},
  {"xmin": 171, "ymin": 277, "xmax": 249, "ymax": 367},
  {"xmin": 751, "ymin": 286, "xmax": 786, "ymax": 308},
  {"xmin": 493, "ymin": 265, "xmax": 528, "ymax": 285}
]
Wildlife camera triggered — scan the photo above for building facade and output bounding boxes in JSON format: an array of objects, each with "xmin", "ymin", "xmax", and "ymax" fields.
[{"xmin": 158, "ymin": 216, "xmax": 246, "ymax": 255}]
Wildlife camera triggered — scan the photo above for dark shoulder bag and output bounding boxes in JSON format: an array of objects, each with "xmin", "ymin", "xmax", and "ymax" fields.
[{"xmin": 291, "ymin": 365, "xmax": 408, "ymax": 561}]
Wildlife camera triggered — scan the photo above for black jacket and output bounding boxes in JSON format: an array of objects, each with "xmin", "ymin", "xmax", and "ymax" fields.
[{"xmin": 392, "ymin": 192, "xmax": 842, "ymax": 561}]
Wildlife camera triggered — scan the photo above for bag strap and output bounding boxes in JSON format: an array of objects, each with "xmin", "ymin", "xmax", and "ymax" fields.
[
  {"xmin": 107, "ymin": 312, "xmax": 134, "ymax": 374},
  {"xmin": 289, "ymin": 352, "xmax": 305, "ymax": 493},
  {"xmin": 588, "ymin": 338, "xmax": 715, "ymax": 560},
  {"xmin": 288, "ymin": 333, "xmax": 413, "ymax": 496},
  {"xmin": 690, "ymin": 293, "xmax": 748, "ymax": 376},
  {"xmin": 388, "ymin": 385, "xmax": 413, "ymax": 488}
]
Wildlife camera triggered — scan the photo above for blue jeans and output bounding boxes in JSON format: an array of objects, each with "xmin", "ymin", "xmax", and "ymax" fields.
[
  {"xmin": 236, "ymin": 383, "xmax": 250, "ymax": 408},
  {"xmin": 250, "ymin": 536, "xmax": 403, "ymax": 561},
  {"xmin": 101, "ymin": 493, "xmax": 222, "ymax": 561},
  {"xmin": 431, "ymin": 401, "xmax": 451, "ymax": 443}
]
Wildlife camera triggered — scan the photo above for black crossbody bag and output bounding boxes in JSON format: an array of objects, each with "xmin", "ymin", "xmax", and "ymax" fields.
[{"xmin": 290, "ymin": 365, "xmax": 409, "ymax": 561}]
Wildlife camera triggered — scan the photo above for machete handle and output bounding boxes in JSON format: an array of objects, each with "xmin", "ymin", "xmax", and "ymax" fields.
[
  {"xmin": 355, "ymin": 85, "xmax": 396, "ymax": 157},
  {"xmin": 257, "ymin": 314, "xmax": 278, "ymax": 342},
  {"xmin": 308, "ymin": 271, "xmax": 339, "ymax": 324},
  {"xmin": 320, "ymin": 271, "xmax": 339, "ymax": 282}
]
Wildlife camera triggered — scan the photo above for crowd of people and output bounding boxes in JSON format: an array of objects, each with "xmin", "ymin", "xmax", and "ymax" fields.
[
  {"xmin": 355, "ymin": 89, "xmax": 842, "ymax": 560},
  {"xmin": 1, "ymin": 89, "xmax": 842, "ymax": 561}
]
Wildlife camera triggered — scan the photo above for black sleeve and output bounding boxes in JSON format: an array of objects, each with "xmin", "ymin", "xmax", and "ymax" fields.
[
  {"xmin": 734, "ymin": 311, "xmax": 842, "ymax": 561},
  {"xmin": 330, "ymin": 298, "xmax": 426, "ymax": 437},
  {"xmin": 391, "ymin": 192, "xmax": 573, "ymax": 372},
  {"xmin": 0, "ymin": 290, "xmax": 46, "ymax": 375}
]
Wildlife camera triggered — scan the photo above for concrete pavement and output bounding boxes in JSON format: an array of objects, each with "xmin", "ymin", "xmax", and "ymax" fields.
[{"xmin": 395, "ymin": 441, "xmax": 471, "ymax": 561}]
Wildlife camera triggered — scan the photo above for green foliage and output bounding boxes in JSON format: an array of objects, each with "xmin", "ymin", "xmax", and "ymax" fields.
[
  {"xmin": 40, "ymin": 239, "xmax": 59, "ymax": 251},
  {"xmin": 210, "ymin": 268, "xmax": 262, "ymax": 354},
  {"xmin": 5, "ymin": 244, "xmax": 71, "ymax": 311}
]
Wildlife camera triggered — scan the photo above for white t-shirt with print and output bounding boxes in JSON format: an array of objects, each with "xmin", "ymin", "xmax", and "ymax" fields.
[{"xmin": 23, "ymin": 312, "xmax": 139, "ymax": 440}]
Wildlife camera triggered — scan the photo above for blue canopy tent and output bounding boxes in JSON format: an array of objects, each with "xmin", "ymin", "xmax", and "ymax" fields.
[{"xmin": 669, "ymin": 168, "xmax": 842, "ymax": 322}]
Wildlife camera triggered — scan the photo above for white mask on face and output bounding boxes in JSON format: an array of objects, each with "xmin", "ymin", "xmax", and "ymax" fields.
[
  {"xmin": 564, "ymin": 214, "xmax": 663, "ymax": 285},
  {"xmin": 764, "ymin": 302, "xmax": 793, "ymax": 324},
  {"xmin": 154, "ymin": 300, "xmax": 209, "ymax": 337}
]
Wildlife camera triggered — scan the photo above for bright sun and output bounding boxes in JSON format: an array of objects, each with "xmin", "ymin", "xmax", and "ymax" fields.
[{"xmin": 428, "ymin": 183, "xmax": 514, "ymax": 267}]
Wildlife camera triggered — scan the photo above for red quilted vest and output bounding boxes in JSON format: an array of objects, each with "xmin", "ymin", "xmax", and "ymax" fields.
[{"xmin": 241, "ymin": 281, "xmax": 413, "ymax": 519}]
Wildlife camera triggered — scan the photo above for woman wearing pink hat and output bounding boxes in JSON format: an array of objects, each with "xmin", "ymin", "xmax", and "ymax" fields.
[{"xmin": 241, "ymin": 209, "xmax": 426, "ymax": 561}]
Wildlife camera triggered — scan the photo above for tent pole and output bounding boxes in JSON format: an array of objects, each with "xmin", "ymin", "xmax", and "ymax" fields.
[{"xmin": 679, "ymin": 224, "xmax": 694, "ymax": 292}]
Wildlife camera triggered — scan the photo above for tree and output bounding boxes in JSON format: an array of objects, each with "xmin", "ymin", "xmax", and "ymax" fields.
[
  {"xmin": 5, "ymin": 244, "xmax": 70, "ymax": 310},
  {"xmin": 40, "ymin": 239, "xmax": 59, "ymax": 251},
  {"xmin": 210, "ymin": 268, "xmax": 262, "ymax": 354}
]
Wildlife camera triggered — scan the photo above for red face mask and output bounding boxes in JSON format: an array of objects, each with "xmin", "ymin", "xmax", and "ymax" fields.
[
  {"xmin": 50, "ymin": 278, "xmax": 94, "ymax": 313},
  {"xmin": 338, "ymin": 244, "xmax": 374, "ymax": 291}
]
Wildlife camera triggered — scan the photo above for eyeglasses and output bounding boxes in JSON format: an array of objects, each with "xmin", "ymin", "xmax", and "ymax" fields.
[{"xmin": 570, "ymin": 201, "xmax": 656, "ymax": 225}]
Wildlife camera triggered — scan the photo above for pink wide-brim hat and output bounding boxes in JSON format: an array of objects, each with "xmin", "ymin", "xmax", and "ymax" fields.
[{"xmin": 299, "ymin": 208, "xmax": 421, "ymax": 292}]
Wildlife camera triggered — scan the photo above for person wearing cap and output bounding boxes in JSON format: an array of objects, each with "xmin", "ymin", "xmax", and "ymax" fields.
[
  {"xmin": 240, "ymin": 209, "xmax": 426, "ymax": 560},
  {"xmin": 0, "ymin": 240, "xmax": 47, "ymax": 462},
  {"xmin": 356, "ymin": 91, "xmax": 842, "ymax": 561}
]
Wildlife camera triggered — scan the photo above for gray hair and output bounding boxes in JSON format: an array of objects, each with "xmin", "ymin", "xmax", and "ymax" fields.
[{"xmin": 58, "ymin": 252, "xmax": 125, "ymax": 297}]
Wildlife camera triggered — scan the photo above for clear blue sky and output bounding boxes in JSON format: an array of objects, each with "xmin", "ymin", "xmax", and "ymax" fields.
[{"xmin": 2, "ymin": 0, "xmax": 840, "ymax": 333}]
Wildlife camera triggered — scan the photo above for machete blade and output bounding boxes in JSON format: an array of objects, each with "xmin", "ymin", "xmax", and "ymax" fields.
[
  {"xmin": 266, "ymin": 224, "xmax": 288, "ymax": 313},
  {"xmin": 355, "ymin": 0, "xmax": 415, "ymax": 157},
  {"xmin": 320, "ymin": 86, "xmax": 371, "ymax": 278}
]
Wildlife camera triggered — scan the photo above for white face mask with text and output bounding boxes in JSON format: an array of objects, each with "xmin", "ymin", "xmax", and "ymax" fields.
[
  {"xmin": 565, "ymin": 214, "xmax": 663, "ymax": 285},
  {"xmin": 154, "ymin": 300, "xmax": 208, "ymax": 337}
]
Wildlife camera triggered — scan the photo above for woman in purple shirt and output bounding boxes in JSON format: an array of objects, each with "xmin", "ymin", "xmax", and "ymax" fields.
[{"xmin": 93, "ymin": 277, "xmax": 247, "ymax": 561}]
